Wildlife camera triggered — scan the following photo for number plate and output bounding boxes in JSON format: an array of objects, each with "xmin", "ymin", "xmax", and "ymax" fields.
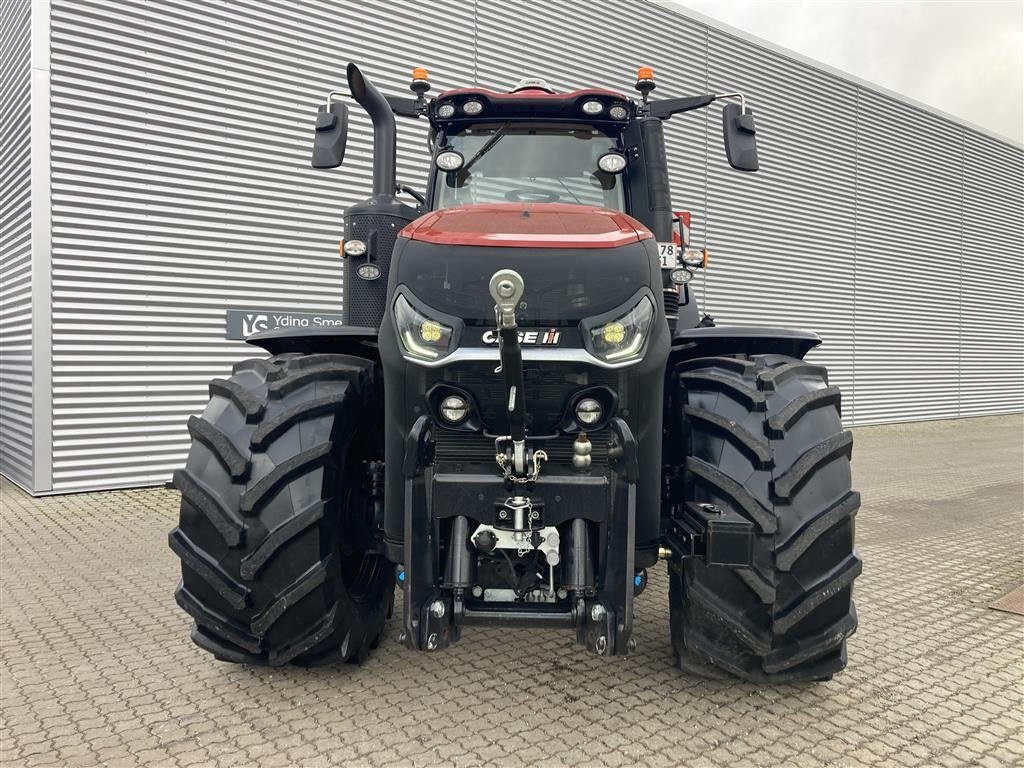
[{"xmin": 658, "ymin": 242, "xmax": 678, "ymax": 268}]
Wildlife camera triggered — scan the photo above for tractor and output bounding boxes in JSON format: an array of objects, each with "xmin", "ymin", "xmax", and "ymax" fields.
[{"xmin": 169, "ymin": 62, "xmax": 861, "ymax": 681}]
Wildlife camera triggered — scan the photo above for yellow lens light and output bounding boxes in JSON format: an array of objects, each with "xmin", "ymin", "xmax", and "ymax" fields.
[
  {"xmin": 602, "ymin": 322, "xmax": 626, "ymax": 345},
  {"xmin": 420, "ymin": 320, "xmax": 443, "ymax": 343}
]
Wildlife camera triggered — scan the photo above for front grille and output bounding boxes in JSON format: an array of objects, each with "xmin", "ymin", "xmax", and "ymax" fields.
[
  {"xmin": 443, "ymin": 361, "xmax": 618, "ymax": 434},
  {"xmin": 434, "ymin": 430, "xmax": 609, "ymax": 466}
]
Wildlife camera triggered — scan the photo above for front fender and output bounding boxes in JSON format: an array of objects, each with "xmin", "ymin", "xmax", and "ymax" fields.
[
  {"xmin": 670, "ymin": 325, "xmax": 821, "ymax": 362},
  {"xmin": 246, "ymin": 325, "xmax": 380, "ymax": 358}
]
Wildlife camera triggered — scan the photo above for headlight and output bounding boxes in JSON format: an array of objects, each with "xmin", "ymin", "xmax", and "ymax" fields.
[
  {"xmin": 436, "ymin": 102, "xmax": 456, "ymax": 119},
  {"xmin": 440, "ymin": 395, "xmax": 469, "ymax": 424},
  {"xmin": 587, "ymin": 296, "xmax": 655, "ymax": 363},
  {"xmin": 394, "ymin": 295, "xmax": 454, "ymax": 361},
  {"xmin": 462, "ymin": 99, "xmax": 484, "ymax": 115},
  {"xmin": 435, "ymin": 150, "xmax": 465, "ymax": 171},
  {"xmin": 581, "ymin": 99, "xmax": 604, "ymax": 115},
  {"xmin": 597, "ymin": 151, "xmax": 627, "ymax": 174}
]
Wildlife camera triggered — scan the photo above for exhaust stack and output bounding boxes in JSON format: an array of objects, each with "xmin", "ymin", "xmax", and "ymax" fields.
[{"xmin": 346, "ymin": 62, "xmax": 397, "ymax": 196}]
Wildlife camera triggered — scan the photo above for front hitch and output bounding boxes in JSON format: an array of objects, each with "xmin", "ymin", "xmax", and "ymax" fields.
[{"xmin": 489, "ymin": 269, "xmax": 528, "ymax": 476}]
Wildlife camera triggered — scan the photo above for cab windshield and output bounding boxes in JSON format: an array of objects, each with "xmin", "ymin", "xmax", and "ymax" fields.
[{"xmin": 432, "ymin": 123, "xmax": 625, "ymax": 211}]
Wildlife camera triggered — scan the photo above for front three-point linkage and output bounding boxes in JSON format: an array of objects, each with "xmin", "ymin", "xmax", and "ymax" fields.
[{"xmin": 489, "ymin": 268, "xmax": 549, "ymax": 482}]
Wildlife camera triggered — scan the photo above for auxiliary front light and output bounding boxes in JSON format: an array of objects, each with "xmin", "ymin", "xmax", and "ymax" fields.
[
  {"xmin": 356, "ymin": 263, "xmax": 381, "ymax": 281},
  {"xmin": 609, "ymin": 104, "xmax": 629, "ymax": 120},
  {"xmin": 342, "ymin": 239, "xmax": 367, "ymax": 257},
  {"xmin": 581, "ymin": 99, "xmax": 604, "ymax": 115},
  {"xmin": 682, "ymin": 248, "xmax": 707, "ymax": 268},
  {"xmin": 461, "ymin": 99, "xmax": 484, "ymax": 115},
  {"xmin": 669, "ymin": 267, "xmax": 692, "ymax": 285},
  {"xmin": 574, "ymin": 397, "xmax": 603, "ymax": 426},
  {"xmin": 440, "ymin": 395, "xmax": 470, "ymax": 424},
  {"xmin": 587, "ymin": 296, "xmax": 655, "ymax": 363},
  {"xmin": 436, "ymin": 102, "xmax": 456, "ymax": 119},
  {"xmin": 435, "ymin": 150, "xmax": 465, "ymax": 171},
  {"xmin": 597, "ymin": 151, "xmax": 627, "ymax": 174},
  {"xmin": 394, "ymin": 295, "xmax": 454, "ymax": 362}
]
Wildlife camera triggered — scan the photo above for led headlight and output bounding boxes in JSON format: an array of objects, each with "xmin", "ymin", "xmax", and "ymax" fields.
[
  {"xmin": 597, "ymin": 151, "xmax": 627, "ymax": 174},
  {"xmin": 436, "ymin": 102, "xmax": 456, "ymax": 119},
  {"xmin": 435, "ymin": 150, "xmax": 465, "ymax": 171},
  {"xmin": 669, "ymin": 267, "xmax": 691, "ymax": 285},
  {"xmin": 440, "ymin": 395, "xmax": 469, "ymax": 424},
  {"xmin": 574, "ymin": 397, "xmax": 603, "ymax": 426},
  {"xmin": 608, "ymin": 104, "xmax": 629, "ymax": 120},
  {"xmin": 587, "ymin": 296, "xmax": 655, "ymax": 363},
  {"xmin": 394, "ymin": 295, "xmax": 454, "ymax": 361},
  {"xmin": 462, "ymin": 99, "xmax": 484, "ymax": 115},
  {"xmin": 356, "ymin": 263, "xmax": 381, "ymax": 281},
  {"xmin": 581, "ymin": 99, "xmax": 604, "ymax": 115},
  {"xmin": 343, "ymin": 239, "xmax": 367, "ymax": 256}
]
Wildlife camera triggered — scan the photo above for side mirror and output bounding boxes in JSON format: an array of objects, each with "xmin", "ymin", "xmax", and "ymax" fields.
[
  {"xmin": 311, "ymin": 102, "xmax": 349, "ymax": 169},
  {"xmin": 722, "ymin": 103, "xmax": 759, "ymax": 172}
]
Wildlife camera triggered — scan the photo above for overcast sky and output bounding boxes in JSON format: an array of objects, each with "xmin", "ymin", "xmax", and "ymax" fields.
[{"xmin": 671, "ymin": 0, "xmax": 1023, "ymax": 144}]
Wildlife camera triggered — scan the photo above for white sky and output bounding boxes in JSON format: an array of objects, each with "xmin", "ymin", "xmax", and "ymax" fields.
[{"xmin": 671, "ymin": 0, "xmax": 1023, "ymax": 144}]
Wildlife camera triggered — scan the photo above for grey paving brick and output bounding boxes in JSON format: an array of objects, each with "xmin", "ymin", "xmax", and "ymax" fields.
[{"xmin": 1, "ymin": 414, "xmax": 1022, "ymax": 767}]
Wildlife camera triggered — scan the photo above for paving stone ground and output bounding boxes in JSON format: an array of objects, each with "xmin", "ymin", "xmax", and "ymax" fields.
[{"xmin": 2, "ymin": 415, "xmax": 1022, "ymax": 767}]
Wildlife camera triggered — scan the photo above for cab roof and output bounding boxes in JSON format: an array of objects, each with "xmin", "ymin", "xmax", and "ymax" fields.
[{"xmin": 431, "ymin": 87, "xmax": 633, "ymax": 128}]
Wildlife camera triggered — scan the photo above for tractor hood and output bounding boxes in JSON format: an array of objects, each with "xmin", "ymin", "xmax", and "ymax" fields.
[
  {"xmin": 399, "ymin": 203, "xmax": 653, "ymax": 249},
  {"xmin": 392, "ymin": 204, "xmax": 659, "ymax": 326}
]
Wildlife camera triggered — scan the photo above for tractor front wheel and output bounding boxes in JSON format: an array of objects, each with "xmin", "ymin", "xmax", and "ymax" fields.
[
  {"xmin": 668, "ymin": 354, "xmax": 861, "ymax": 681},
  {"xmin": 169, "ymin": 353, "xmax": 393, "ymax": 666}
]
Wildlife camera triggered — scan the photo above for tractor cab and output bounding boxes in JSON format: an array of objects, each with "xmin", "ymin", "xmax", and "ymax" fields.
[{"xmin": 425, "ymin": 83, "xmax": 633, "ymax": 211}]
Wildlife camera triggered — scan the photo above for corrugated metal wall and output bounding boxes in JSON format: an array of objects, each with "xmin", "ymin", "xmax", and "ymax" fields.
[
  {"xmin": 0, "ymin": 0, "xmax": 34, "ymax": 489},
  {"xmin": 8, "ymin": 0, "xmax": 1024, "ymax": 492},
  {"xmin": 45, "ymin": 0, "xmax": 475, "ymax": 491}
]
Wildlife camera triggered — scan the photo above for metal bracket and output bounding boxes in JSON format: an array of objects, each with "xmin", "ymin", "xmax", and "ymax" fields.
[{"xmin": 663, "ymin": 501, "xmax": 755, "ymax": 567}]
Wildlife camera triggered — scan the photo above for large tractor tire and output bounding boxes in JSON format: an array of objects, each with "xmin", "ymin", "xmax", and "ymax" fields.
[
  {"xmin": 669, "ymin": 354, "xmax": 861, "ymax": 682},
  {"xmin": 169, "ymin": 353, "xmax": 393, "ymax": 666}
]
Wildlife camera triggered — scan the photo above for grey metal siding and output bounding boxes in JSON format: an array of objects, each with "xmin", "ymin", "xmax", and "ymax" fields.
[
  {"xmin": 0, "ymin": 0, "xmax": 34, "ymax": 489},
  {"xmin": 705, "ymin": 27, "xmax": 858, "ymax": 415},
  {"xmin": 46, "ymin": 0, "xmax": 476, "ymax": 491},
  {"xmin": 24, "ymin": 0, "xmax": 1023, "ymax": 492},
  {"xmin": 960, "ymin": 133, "xmax": 1024, "ymax": 416},
  {"xmin": 852, "ymin": 88, "xmax": 966, "ymax": 424}
]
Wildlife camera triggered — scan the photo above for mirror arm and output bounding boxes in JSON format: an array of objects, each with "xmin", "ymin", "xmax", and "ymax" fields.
[
  {"xmin": 326, "ymin": 90, "xmax": 427, "ymax": 119},
  {"xmin": 648, "ymin": 94, "xmax": 715, "ymax": 119},
  {"xmin": 386, "ymin": 95, "xmax": 428, "ymax": 119},
  {"xmin": 714, "ymin": 92, "xmax": 749, "ymax": 114}
]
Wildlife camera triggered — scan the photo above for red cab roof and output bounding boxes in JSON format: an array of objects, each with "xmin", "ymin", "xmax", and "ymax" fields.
[
  {"xmin": 436, "ymin": 87, "xmax": 629, "ymax": 102},
  {"xmin": 400, "ymin": 203, "xmax": 654, "ymax": 249}
]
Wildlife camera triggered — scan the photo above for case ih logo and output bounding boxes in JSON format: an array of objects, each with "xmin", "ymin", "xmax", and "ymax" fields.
[{"xmin": 481, "ymin": 329, "xmax": 561, "ymax": 345}]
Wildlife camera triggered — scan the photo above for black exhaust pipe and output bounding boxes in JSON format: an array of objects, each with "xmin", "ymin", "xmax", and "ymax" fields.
[{"xmin": 347, "ymin": 62, "xmax": 397, "ymax": 196}]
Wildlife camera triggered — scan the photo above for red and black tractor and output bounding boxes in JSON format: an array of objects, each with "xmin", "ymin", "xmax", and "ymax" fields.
[{"xmin": 169, "ymin": 63, "xmax": 861, "ymax": 681}]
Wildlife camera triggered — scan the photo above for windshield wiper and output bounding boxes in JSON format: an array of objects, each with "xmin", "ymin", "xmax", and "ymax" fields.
[{"xmin": 462, "ymin": 122, "xmax": 511, "ymax": 175}]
